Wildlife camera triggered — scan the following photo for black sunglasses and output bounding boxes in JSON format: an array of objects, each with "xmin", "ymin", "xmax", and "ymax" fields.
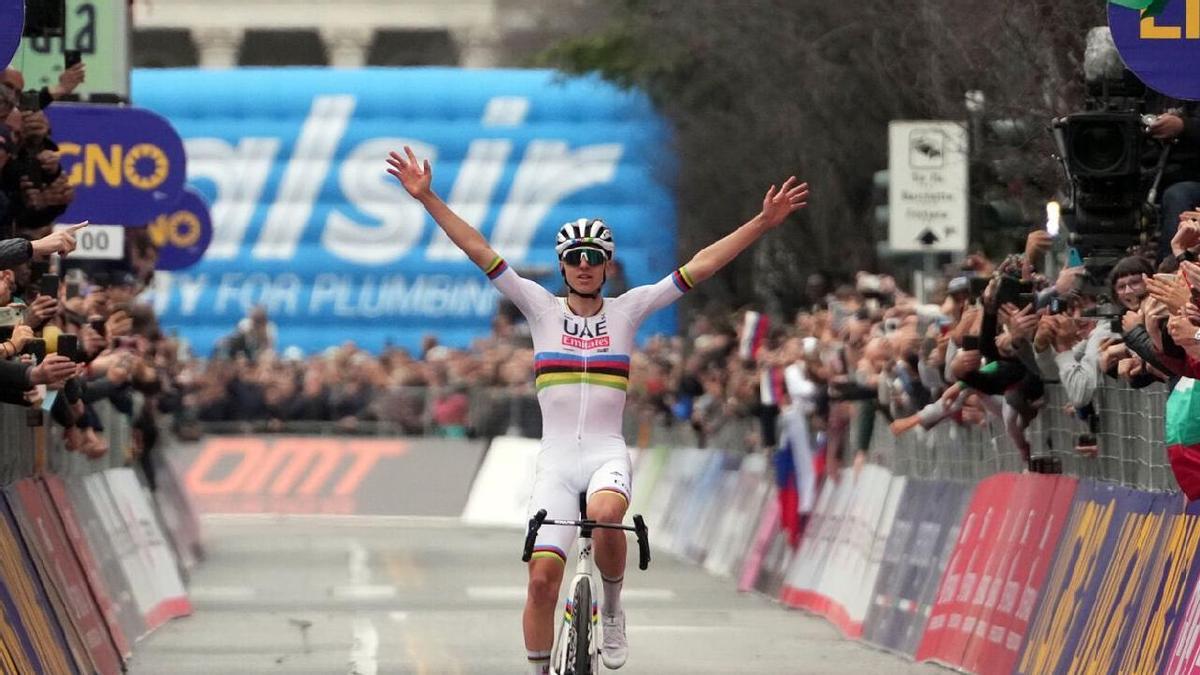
[{"xmin": 562, "ymin": 248, "xmax": 607, "ymax": 267}]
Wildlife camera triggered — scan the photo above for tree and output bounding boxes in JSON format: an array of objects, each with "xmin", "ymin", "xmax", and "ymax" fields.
[{"xmin": 523, "ymin": 0, "xmax": 1106, "ymax": 317}]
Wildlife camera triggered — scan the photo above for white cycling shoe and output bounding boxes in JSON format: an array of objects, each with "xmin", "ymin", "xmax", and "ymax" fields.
[{"xmin": 601, "ymin": 610, "xmax": 628, "ymax": 669}]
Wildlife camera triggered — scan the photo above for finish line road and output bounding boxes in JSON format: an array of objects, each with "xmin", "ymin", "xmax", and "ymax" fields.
[{"xmin": 129, "ymin": 515, "xmax": 944, "ymax": 674}]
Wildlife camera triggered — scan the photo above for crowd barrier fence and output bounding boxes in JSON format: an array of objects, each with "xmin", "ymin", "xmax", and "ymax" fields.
[
  {"xmin": 0, "ymin": 393, "xmax": 201, "ymax": 673},
  {"xmin": 456, "ymin": 378, "xmax": 1200, "ymax": 674}
]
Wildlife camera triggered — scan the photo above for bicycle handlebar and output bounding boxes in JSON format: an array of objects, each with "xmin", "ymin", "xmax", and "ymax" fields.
[
  {"xmin": 520, "ymin": 509, "xmax": 652, "ymax": 570},
  {"xmin": 521, "ymin": 509, "xmax": 548, "ymax": 562},
  {"xmin": 633, "ymin": 514, "xmax": 651, "ymax": 571}
]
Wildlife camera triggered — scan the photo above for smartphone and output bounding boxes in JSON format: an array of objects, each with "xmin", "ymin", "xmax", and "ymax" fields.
[
  {"xmin": 18, "ymin": 90, "xmax": 40, "ymax": 112},
  {"xmin": 22, "ymin": 338, "xmax": 45, "ymax": 361},
  {"xmin": 38, "ymin": 274, "xmax": 59, "ymax": 298},
  {"xmin": 57, "ymin": 334, "xmax": 79, "ymax": 363},
  {"xmin": 64, "ymin": 49, "xmax": 82, "ymax": 69},
  {"xmin": 961, "ymin": 335, "xmax": 981, "ymax": 351}
]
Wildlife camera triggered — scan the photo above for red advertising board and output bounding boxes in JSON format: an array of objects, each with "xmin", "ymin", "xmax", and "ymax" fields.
[
  {"xmin": 959, "ymin": 474, "xmax": 1077, "ymax": 675},
  {"xmin": 916, "ymin": 472, "xmax": 1076, "ymax": 672},
  {"xmin": 42, "ymin": 476, "xmax": 131, "ymax": 660},
  {"xmin": 7, "ymin": 480, "xmax": 122, "ymax": 675},
  {"xmin": 916, "ymin": 474, "xmax": 1016, "ymax": 665}
]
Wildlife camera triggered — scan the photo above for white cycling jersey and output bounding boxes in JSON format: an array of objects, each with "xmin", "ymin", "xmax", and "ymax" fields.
[
  {"xmin": 484, "ymin": 256, "xmax": 695, "ymax": 564},
  {"xmin": 486, "ymin": 256, "xmax": 694, "ymax": 441}
]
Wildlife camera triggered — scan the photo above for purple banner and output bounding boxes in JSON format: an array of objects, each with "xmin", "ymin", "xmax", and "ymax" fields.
[
  {"xmin": 0, "ymin": 0, "xmax": 22, "ymax": 67},
  {"xmin": 46, "ymin": 103, "xmax": 187, "ymax": 224},
  {"xmin": 150, "ymin": 188, "xmax": 212, "ymax": 271},
  {"xmin": 1110, "ymin": 1, "xmax": 1200, "ymax": 100}
]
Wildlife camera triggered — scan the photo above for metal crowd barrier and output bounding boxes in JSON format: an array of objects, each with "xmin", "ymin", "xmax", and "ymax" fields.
[
  {"xmin": 875, "ymin": 381, "xmax": 1177, "ymax": 493},
  {"xmin": 191, "ymin": 379, "xmax": 1179, "ymax": 494},
  {"xmin": 0, "ymin": 395, "xmax": 142, "ymax": 487}
]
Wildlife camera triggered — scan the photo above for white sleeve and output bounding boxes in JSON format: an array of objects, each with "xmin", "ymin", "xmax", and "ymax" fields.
[
  {"xmin": 484, "ymin": 257, "xmax": 557, "ymax": 320},
  {"xmin": 608, "ymin": 267, "xmax": 694, "ymax": 326}
]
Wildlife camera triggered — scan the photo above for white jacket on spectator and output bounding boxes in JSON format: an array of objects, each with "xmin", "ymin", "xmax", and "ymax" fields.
[
  {"xmin": 780, "ymin": 362, "xmax": 819, "ymax": 515},
  {"xmin": 1054, "ymin": 323, "xmax": 1117, "ymax": 408}
]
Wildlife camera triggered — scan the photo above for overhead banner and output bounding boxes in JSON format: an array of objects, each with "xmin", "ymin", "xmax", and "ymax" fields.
[
  {"xmin": 132, "ymin": 68, "xmax": 678, "ymax": 355},
  {"xmin": 0, "ymin": 0, "xmax": 21, "ymax": 67},
  {"xmin": 150, "ymin": 188, "xmax": 213, "ymax": 271},
  {"xmin": 1109, "ymin": 1, "xmax": 1200, "ymax": 101},
  {"xmin": 46, "ymin": 103, "xmax": 187, "ymax": 223}
]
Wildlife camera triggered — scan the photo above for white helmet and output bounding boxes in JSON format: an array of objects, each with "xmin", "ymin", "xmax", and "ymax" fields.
[{"xmin": 555, "ymin": 218, "xmax": 614, "ymax": 259}]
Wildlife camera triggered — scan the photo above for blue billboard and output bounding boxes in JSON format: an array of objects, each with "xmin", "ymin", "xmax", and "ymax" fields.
[
  {"xmin": 48, "ymin": 103, "xmax": 189, "ymax": 223},
  {"xmin": 132, "ymin": 68, "xmax": 677, "ymax": 356}
]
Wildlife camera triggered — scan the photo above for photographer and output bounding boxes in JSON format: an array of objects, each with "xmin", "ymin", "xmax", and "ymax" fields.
[{"xmin": 1144, "ymin": 96, "xmax": 1200, "ymax": 263}]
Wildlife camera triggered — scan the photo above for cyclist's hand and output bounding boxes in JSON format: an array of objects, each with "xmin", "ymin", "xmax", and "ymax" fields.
[
  {"xmin": 760, "ymin": 176, "xmax": 809, "ymax": 229},
  {"xmin": 386, "ymin": 146, "xmax": 433, "ymax": 199}
]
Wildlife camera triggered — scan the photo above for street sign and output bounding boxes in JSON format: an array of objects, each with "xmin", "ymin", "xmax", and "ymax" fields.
[{"xmin": 887, "ymin": 121, "xmax": 969, "ymax": 253}]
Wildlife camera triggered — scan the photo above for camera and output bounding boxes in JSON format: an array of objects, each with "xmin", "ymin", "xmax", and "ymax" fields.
[
  {"xmin": 1082, "ymin": 301, "xmax": 1126, "ymax": 334},
  {"xmin": 18, "ymin": 90, "xmax": 40, "ymax": 112},
  {"xmin": 1053, "ymin": 28, "xmax": 1164, "ymax": 287},
  {"xmin": 995, "ymin": 275, "xmax": 1035, "ymax": 308}
]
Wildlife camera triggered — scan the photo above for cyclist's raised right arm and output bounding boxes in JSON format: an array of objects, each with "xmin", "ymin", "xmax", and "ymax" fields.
[
  {"xmin": 387, "ymin": 146, "xmax": 555, "ymax": 317},
  {"xmin": 387, "ymin": 146, "xmax": 497, "ymax": 270}
]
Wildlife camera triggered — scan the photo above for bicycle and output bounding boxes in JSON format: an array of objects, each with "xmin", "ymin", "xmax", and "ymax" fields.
[{"xmin": 522, "ymin": 493, "xmax": 651, "ymax": 675}]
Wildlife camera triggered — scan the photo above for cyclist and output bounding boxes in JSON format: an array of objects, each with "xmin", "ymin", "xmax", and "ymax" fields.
[{"xmin": 387, "ymin": 146, "xmax": 808, "ymax": 674}]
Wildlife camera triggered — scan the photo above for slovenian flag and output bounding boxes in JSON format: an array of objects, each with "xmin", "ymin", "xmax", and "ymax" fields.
[{"xmin": 739, "ymin": 311, "xmax": 769, "ymax": 362}]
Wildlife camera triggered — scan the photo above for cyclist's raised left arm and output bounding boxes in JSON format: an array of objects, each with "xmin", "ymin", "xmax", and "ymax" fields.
[{"xmin": 682, "ymin": 176, "xmax": 809, "ymax": 285}]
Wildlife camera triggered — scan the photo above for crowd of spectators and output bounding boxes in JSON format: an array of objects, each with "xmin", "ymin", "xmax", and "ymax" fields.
[
  {"xmin": 0, "ymin": 63, "xmax": 185, "ymax": 487},
  {"xmin": 188, "ymin": 209, "xmax": 1200, "ymax": 494}
]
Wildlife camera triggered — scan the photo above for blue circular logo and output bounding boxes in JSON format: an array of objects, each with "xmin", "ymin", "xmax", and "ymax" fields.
[
  {"xmin": 0, "ymin": 0, "xmax": 23, "ymax": 68},
  {"xmin": 1110, "ymin": 0, "xmax": 1200, "ymax": 100}
]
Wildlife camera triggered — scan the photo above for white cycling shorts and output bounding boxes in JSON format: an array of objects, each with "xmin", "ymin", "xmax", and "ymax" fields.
[{"xmin": 527, "ymin": 435, "xmax": 632, "ymax": 565}]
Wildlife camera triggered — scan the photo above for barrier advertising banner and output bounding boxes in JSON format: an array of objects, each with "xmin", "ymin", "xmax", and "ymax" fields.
[
  {"xmin": 1164, "ymin": 498, "xmax": 1200, "ymax": 675},
  {"xmin": 6, "ymin": 481, "xmax": 121, "ymax": 675},
  {"xmin": 47, "ymin": 103, "xmax": 188, "ymax": 224},
  {"xmin": 915, "ymin": 474, "xmax": 1077, "ymax": 673},
  {"xmin": 703, "ymin": 453, "xmax": 771, "ymax": 579},
  {"xmin": 1016, "ymin": 481, "xmax": 1200, "ymax": 675},
  {"xmin": 736, "ymin": 486, "xmax": 779, "ymax": 593},
  {"xmin": 780, "ymin": 465, "xmax": 904, "ymax": 637},
  {"xmin": 133, "ymin": 68, "xmax": 678, "ymax": 355},
  {"xmin": 83, "ymin": 471, "xmax": 188, "ymax": 632},
  {"xmin": 959, "ymin": 474, "xmax": 1077, "ymax": 675},
  {"xmin": 863, "ymin": 479, "xmax": 973, "ymax": 656},
  {"xmin": 181, "ymin": 436, "xmax": 484, "ymax": 516},
  {"xmin": 62, "ymin": 476, "xmax": 146, "ymax": 645},
  {"xmin": 42, "ymin": 476, "xmax": 130, "ymax": 660},
  {"xmin": 0, "ymin": 497, "xmax": 77, "ymax": 674},
  {"xmin": 461, "ymin": 436, "xmax": 540, "ymax": 527}
]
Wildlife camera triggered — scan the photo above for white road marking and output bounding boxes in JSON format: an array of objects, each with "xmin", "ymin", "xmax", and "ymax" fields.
[
  {"xmin": 188, "ymin": 586, "xmax": 257, "ymax": 601},
  {"xmin": 388, "ymin": 611, "xmax": 409, "ymax": 622},
  {"xmin": 331, "ymin": 585, "xmax": 398, "ymax": 600},
  {"xmin": 349, "ymin": 618, "xmax": 378, "ymax": 675},
  {"xmin": 466, "ymin": 586, "xmax": 676, "ymax": 601},
  {"xmin": 627, "ymin": 625, "xmax": 724, "ymax": 633}
]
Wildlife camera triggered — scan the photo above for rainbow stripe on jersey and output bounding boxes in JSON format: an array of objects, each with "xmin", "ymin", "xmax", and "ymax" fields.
[
  {"xmin": 535, "ymin": 352, "xmax": 631, "ymax": 392},
  {"xmin": 671, "ymin": 266, "xmax": 695, "ymax": 293},
  {"xmin": 485, "ymin": 256, "xmax": 508, "ymax": 280}
]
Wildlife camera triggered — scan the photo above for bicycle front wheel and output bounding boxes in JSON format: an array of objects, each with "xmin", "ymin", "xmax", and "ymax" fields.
[{"xmin": 564, "ymin": 582, "xmax": 593, "ymax": 675}]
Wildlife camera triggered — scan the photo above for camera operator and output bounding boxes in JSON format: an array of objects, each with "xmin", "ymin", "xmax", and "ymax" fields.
[{"xmin": 1144, "ymin": 95, "xmax": 1200, "ymax": 263}]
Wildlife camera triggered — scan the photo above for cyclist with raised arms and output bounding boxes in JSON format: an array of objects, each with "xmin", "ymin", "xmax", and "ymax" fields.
[{"xmin": 386, "ymin": 146, "xmax": 808, "ymax": 674}]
